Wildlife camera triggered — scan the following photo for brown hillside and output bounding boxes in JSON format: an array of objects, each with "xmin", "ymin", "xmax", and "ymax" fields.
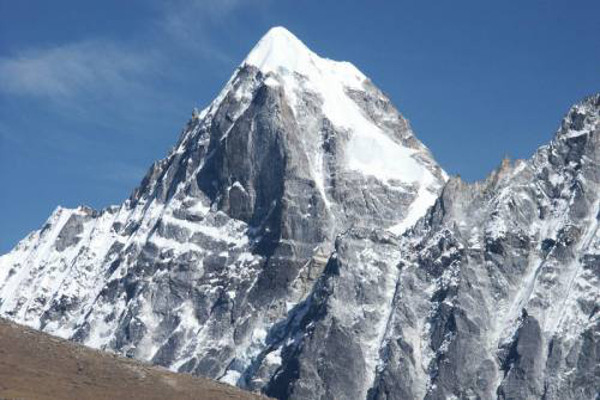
[{"xmin": 0, "ymin": 318, "xmax": 268, "ymax": 400}]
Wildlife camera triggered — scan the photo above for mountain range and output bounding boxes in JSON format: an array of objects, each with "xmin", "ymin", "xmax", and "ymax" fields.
[{"xmin": 1, "ymin": 27, "xmax": 598, "ymax": 400}]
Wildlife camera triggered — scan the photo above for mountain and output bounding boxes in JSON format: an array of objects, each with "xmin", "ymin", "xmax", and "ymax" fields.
[
  {"xmin": 366, "ymin": 94, "xmax": 600, "ymax": 400},
  {"xmin": 1, "ymin": 26, "xmax": 598, "ymax": 400},
  {"xmin": 0, "ymin": 318, "xmax": 269, "ymax": 400},
  {"xmin": 0, "ymin": 26, "xmax": 446, "ymax": 398}
]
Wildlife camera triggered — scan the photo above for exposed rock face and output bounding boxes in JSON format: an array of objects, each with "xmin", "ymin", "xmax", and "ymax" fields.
[
  {"xmin": 1, "ymin": 26, "xmax": 599, "ymax": 400},
  {"xmin": 366, "ymin": 94, "xmax": 600, "ymax": 400}
]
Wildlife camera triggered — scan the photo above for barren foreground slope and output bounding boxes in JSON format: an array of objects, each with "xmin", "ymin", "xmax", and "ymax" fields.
[{"xmin": 0, "ymin": 319, "xmax": 268, "ymax": 400}]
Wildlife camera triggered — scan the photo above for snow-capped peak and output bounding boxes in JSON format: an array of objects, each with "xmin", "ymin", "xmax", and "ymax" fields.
[
  {"xmin": 243, "ymin": 26, "xmax": 366, "ymax": 87},
  {"xmin": 241, "ymin": 26, "xmax": 445, "ymax": 233},
  {"xmin": 243, "ymin": 26, "xmax": 312, "ymax": 74}
]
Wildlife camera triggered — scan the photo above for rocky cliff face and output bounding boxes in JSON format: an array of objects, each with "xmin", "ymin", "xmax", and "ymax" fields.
[
  {"xmin": 252, "ymin": 96, "xmax": 600, "ymax": 400},
  {"xmin": 1, "ymin": 27, "xmax": 598, "ymax": 400},
  {"xmin": 365, "ymin": 95, "xmax": 600, "ymax": 400}
]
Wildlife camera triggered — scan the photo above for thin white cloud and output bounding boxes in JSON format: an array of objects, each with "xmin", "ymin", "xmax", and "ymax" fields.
[
  {"xmin": 181, "ymin": 0, "xmax": 246, "ymax": 18},
  {"xmin": 0, "ymin": 0, "xmax": 269, "ymax": 123},
  {"xmin": 0, "ymin": 40, "xmax": 158, "ymax": 100},
  {"xmin": 157, "ymin": 0, "xmax": 262, "ymax": 64},
  {"xmin": 157, "ymin": 0, "xmax": 249, "ymax": 22}
]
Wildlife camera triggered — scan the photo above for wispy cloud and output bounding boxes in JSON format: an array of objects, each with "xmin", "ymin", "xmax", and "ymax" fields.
[
  {"xmin": 164, "ymin": 0, "xmax": 247, "ymax": 20},
  {"xmin": 0, "ymin": 40, "xmax": 158, "ymax": 100},
  {"xmin": 157, "ymin": 0, "xmax": 267, "ymax": 65},
  {"xmin": 0, "ymin": 0, "xmax": 261, "ymax": 105}
]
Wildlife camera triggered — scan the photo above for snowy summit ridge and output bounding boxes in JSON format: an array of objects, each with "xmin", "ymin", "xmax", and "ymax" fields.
[
  {"xmin": 243, "ymin": 26, "xmax": 365, "ymax": 82},
  {"xmin": 243, "ymin": 26, "xmax": 442, "ymax": 196}
]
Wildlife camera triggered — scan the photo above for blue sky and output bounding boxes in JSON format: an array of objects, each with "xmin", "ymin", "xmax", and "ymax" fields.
[{"xmin": 1, "ymin": 0, "xmax": 599, "ymax": 252}]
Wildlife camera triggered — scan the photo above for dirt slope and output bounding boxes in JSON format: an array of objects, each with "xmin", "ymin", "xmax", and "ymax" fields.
[{"xmin": 0, "ymin": 318, "xmax": 268, "ymax": 400}]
